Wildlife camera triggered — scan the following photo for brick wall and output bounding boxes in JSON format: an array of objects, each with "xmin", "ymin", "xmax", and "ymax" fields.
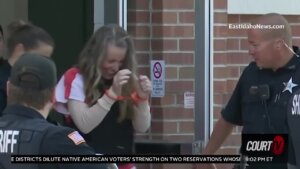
[
  {"xmin": 128, "ymin": 0, "xmax": 195, "ymax": 168},
  {"xmin": 128, "ymin": 0, "xmax": 300, "ymax": 169},
  {"xmin": 128, "ymin": 0, "xmax": 195, "ymax": 143},
  {"xmin": 214, "ymin": 1, "xmax": 241, "ymax": 169}
]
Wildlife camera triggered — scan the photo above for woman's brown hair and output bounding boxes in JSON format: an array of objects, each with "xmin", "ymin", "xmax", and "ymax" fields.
[{"xmin": 78, "ymin": 24, "xmax": 137, "ymax": 122}]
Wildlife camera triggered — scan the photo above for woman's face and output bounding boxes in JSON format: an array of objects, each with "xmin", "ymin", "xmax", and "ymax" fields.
[{"xmin": 101, "ymin": 44, "xmax": 127, "ymax": 80}]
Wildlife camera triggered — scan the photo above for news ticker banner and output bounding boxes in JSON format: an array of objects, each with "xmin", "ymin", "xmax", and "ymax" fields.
[
  {"xmin": 9, "ymin": 134, "xmax": 288, "ymax": 164},
  {"xmin": 10, "ymin": 154, "xmax": 281, "ymax": 164}
]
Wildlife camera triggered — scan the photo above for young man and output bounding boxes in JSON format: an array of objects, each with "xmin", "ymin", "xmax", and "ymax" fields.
[
  {"xmin": 0, "ymin": 23, "xmax": 54, "ymax": 114},
  {"xmin": 0, "ymin": 53, "xmax": 111, "ymax": 169},
  {"xmin": 197, "ymin": 13, "xmax": 299, "ymax": 169}
]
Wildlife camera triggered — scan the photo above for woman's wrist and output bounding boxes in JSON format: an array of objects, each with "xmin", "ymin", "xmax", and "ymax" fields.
[
  {"xmin": 98, "ymin": 91, "xmax": 116, "ymax": 111},
  {"xmin": 104, "ymin": 88, "xmax": 149, "ymax": 104},
  {"xmin": 131, "ymin": 91, "xmax": 148, "ymax": 104},
  {"xmin": 105, "ymin": 88, "xmax": 125, "ymax": 101}
]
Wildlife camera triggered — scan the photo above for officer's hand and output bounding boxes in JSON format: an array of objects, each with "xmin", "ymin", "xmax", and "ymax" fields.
[
  {"xmin": 194, "ymin": 163, "xmax": 216, "ymax": 169},
  {"xmin": 110, "ymin": 69, "xmax": 132, "ymax": 96},
  {"xmin": 134, "ymin": 75, "xmax": 152, "ymax": 99}
]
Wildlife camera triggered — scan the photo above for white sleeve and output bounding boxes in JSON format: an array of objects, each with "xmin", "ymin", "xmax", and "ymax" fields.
[
  {"xmin": 67, "ymin": 74, "xmax": 85, "ymax": 102},
  {"xmin": 67, "ymin": 94, "xmax": 116, "ymax": 134},
  {"xmin": 54, "ymin": 70, "xmax": 117, "ymax": 133},
  {"xmin": 132, "ymin": 101, "xmax": 151, "ymax": 133},
  {"xmin": 54, "ymin": 73, "xmax": 85, "ymax": 114}
]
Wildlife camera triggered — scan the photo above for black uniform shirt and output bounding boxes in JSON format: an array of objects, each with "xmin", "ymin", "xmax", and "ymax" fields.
[
  {"xmin": 0, "ymin": 105, "xmax": 108, "ymax": 169},
  {"xmin": 221, "ymin": 47, "xmax": 300, "ymax": 168},
  {"xmin": 287, "ymin": 88, "xmax": 300, "ymax": 168},
  {"xmin": 222, "ymin": 48, "xmax": 300, "ymax": 134},
  {"xmin": 0, "ymin": 59, "xmax": 11, "ymax": 114}
]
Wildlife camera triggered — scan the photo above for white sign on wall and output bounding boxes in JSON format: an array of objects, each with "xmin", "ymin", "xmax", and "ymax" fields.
[
  {"xmin": 228, "ymin": 0, "xmax": 300, "ymax": 15},
  {"xmin": 184, "ymin": 92, "xmax": 195, "ymax": 109},
  {"xmin": 150, "ymin": 60, "xmax": 165, "ymax": 97}
]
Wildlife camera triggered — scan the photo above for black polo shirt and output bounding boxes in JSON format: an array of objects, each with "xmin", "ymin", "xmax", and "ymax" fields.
[
  {"xmin": 0, "ymin": 59, "xmax": 11, "ymax": 114},
  {"xmin": 222, "ymin": 47, "xmax": 300, "ymax": 167},
  {"xmin": 0, "ymin": 104, "xmax": 108, "ymax": 169},
  {"xmin": 287, "ymin": 85, "xmax": 300, "ymax": 167},
  {"xmin": 222, "ymin": 50, "xmax": 300, "ymax": 133}
]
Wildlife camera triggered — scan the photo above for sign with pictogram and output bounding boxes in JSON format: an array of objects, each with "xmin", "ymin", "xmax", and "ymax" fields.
[{"xmin": 151, "ymin": 60, "xmax": 165, "ymax": 97}]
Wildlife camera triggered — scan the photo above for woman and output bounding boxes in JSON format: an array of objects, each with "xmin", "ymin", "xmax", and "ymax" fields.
[{"xmin": 55, "ymin": 24, "xmax": 152, "ymax": 169}]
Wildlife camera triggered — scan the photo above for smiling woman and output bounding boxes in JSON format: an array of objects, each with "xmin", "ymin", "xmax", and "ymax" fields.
[{"xmin": 54, "ymin": 24, "xmax": 152, "ymax": 169}]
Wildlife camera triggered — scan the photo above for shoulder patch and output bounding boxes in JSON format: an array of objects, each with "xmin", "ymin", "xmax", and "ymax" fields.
[{"xmin": 67, "ymin": 131, "xmax": 85, "ymax": 145}]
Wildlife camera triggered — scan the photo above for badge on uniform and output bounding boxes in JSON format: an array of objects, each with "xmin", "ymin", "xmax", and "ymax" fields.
[
  {"xmin": 67, "ymin": 131, "xmax": 85, "ymax": 145},
  {"xmin": 282, "ymin": 77, "xmax": 298, "ymax": 94}
]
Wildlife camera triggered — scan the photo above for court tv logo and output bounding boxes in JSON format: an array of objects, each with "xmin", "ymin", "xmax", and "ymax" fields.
[{"xmin": 241, "ymin": 134, "xmax": 288, "ymax": 163}]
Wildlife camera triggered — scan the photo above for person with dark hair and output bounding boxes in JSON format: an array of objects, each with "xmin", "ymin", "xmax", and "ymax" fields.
[
  {"xmin": 54, "ymin": 24, "xmax": 152, "ymax": 169},
  {"xmin": 0, "ymin": 22, "xmax": 54, "ymax": 114},
  {"xmin": 6, "ymin": 20, "xmax": 27, "ymax": 37},
  {"xmin": 0, "ymin": 53, "xmax": 111, "ymax": 169}
]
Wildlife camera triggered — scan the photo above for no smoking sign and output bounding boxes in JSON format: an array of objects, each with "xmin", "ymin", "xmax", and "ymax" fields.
[{"xmin": 151, "ymin": 60, "xmax": 165, "ymax": 97}]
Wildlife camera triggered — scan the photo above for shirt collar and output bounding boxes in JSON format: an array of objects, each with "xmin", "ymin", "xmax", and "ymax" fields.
[
  {"xmin": 258, "ymin": 46, "xmax": 300, "ymax": 72},
  {"xmin": 2, "ymin": 104, "xmax": 45, "ymax": 119},
  {"xmin": 280, "ymin": 46, "xmax": 300, "ymax": 71}
]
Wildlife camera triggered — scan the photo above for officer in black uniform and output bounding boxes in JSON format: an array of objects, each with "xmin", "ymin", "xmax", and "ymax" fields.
[
  {"xmin": 0, "ymin": 24, "xmax": 8, "ymax": 113},
  {"xmin": 0, "ymin": 53, "xmax": 111, "ymax": 169},
  {"xmin": 197, "ymin": 13, "xmax": 299, "ymax": 169},
  {"xmin": 288, "ymin": 89, "xmax": 300, "ymax": 169}
]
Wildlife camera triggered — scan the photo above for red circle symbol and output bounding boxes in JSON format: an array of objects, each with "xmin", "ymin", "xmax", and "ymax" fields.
[{"xmin": 153, "ymin": 62, "xmax": 162, "ymax": 79}]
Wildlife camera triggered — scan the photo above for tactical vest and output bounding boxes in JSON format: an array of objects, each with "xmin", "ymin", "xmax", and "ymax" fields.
[{"xmin": 0, "ymin": 116, "xmax": 52, "ymax": 169}]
